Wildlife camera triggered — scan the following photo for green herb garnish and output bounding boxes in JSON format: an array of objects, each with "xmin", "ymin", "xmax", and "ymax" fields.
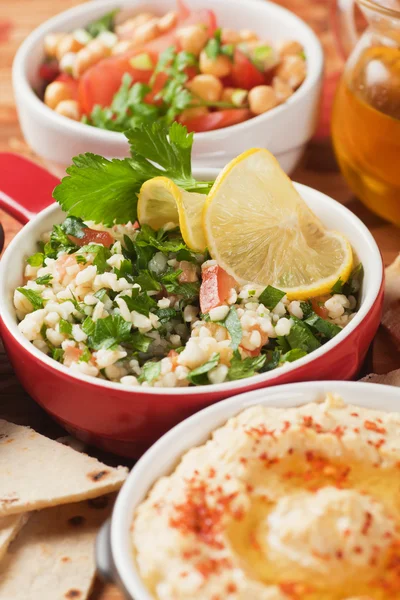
[
  {"xmin": 258, "ymin": 285, "xmax": 286, "ymax": 310},
  {"xmin": 16, "ymin": 288, "xmax": 44, "ymax": 310},
  {"xmin": 228, "ymin": 350, "xmax": 266, "ymax": 380},
  {"xmin": 187, "ymin": 353, "xmax": 220, "ymax": 385}
]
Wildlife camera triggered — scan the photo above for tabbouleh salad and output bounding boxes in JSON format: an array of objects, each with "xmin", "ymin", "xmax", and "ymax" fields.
[{"xmin": 13, "ymin": 123, "xmax": 362, "ymax": 388}]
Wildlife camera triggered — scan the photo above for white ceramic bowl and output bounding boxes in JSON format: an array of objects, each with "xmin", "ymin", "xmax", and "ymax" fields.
[
  {"xmin": 12, "ymin": 0, "xmax": 323, "ymax": 177},
  {"xmin": 96, "ymin": 380, "xmax": 400, "ymax": 598}
]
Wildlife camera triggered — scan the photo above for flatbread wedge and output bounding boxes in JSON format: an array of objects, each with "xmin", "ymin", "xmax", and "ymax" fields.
[
  {"xmin": 0, "ymin": 419, "xmax": 128, "ymax": 517},
  {"xmin": 0, "ymin": 495, "xmax": 113, "ymax": 599},
  {"xmin": 0, "ymin": 514, "xmax": 28, "ymax": 563}
]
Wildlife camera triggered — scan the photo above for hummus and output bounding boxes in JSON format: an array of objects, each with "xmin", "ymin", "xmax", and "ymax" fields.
[{"xmin": 132, "ymin": 395, "xmax": 400, "ymax": 600}]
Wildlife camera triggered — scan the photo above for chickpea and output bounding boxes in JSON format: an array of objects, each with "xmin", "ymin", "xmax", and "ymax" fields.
[
  {"xmin": 221, "ymin": 28, "xmax": 241, "ymax": 45},
  {"xmin": 112, "ymin": 40, "xmax": 135, "ymax": 55},
  {"xmin": 133, "ymin": 19, "xmax": 160, "ymax": 45},
  {"xmin": 44, "ymin": 32, "xmax": 66, "ymax": 58},
  {"xmin": 73, "ymin": 39, "xmax": 110, "ymax": 78},
  {"xmin": 44, "ymin": 81, "xmax": 73, "ymax": 109},
  {"xmin": 56, "ymin": 34, "xmax": 84, "ymax": 61},
  {"xmin": 180, "ymin": 106, "xmax": 209, "ymax": 121},
  {"xmin": 116, "ymin": 13, "xmax": 155, "ymax": 39},
  {"xmin": 54, "ymin": 99, "xmax": 81, "ymax": 121},
  {"xmin": 176, "ymin": 25, "xmax": 209, "ymax": 56},
  {"xmin": 248, "ymin": 85, "xmax": 278, "ymax": 115},
  {"xmin": 276, "ymin": 55, "xmax": 306, "ymax": 89},
  {"xmin": 278, "ymin": 40, "xmax": 304, "ymax": 58},
  {"xmin": 239, "ymin": 29, "xmax": 259, "ymax": 43},
  {"xmin": 272, "ymin": 76, "xmax": 293, "ymax": 103},
  {"xmin": 199, "ymin": 51, "xmax": 232, "ymax": 78},
  {"xmin": 221, "ymin": 87, "xmax": 248, "ymax": 106},
  {"xmin": 187, "ymin": 75, "xmax": 223, "ymax": 103},
  {"xmin": 158, "ymin": 11, "xmax": 178, "ymax": 33},
  {"xmin": 222, "ymin": 87, "xmax": 235, "ymax": 103}
]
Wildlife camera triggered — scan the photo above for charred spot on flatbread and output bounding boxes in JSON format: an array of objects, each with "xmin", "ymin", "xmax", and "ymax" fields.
[
  {"xmin": 0, "ymin": 495, "xmax": 19, "ymax": 504},
  {"xmin": 0, "ymin": 434, "xmax": 8, "ymax": 440},
  {"xmin": 87, "ymin": 496, "xmax": 109, "ymax": 510},
  {"xmin": 67, "ymin": 516, "xmax": 86, "ymax": 527},
  {"xmin": 61, "ymin": 556, "xmax": 71, "ymax": 563},
  {"xmin": 87, "ymin": 470, "xmax": 110, "ymax": 482},
  {"xmin": 65, "ymin": 590, "xmax": 82, "ymax": 598}
]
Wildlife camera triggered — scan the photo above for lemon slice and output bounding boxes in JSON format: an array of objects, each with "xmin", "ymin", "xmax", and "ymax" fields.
[
  {"xmin": 203, "ymin": 148, "xmax": 353, "ymax": 300},
  {"xmin": 137, "ymin": 177, "xmax": 207, "ymax": 252}
]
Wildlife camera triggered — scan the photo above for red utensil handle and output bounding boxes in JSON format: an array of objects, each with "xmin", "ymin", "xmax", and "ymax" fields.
[{"xmin": 0, "ymin": 153, "xmax": 59, "ymax": 225}]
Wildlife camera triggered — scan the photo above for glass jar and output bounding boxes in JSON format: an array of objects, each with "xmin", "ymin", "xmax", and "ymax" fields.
[{"xmin": 332, "ymin": 0, "xmax": 400, "ymax": 225}]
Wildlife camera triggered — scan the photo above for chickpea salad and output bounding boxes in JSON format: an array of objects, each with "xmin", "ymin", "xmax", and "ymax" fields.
[
  {"xmin": 39, "ymin": 0, "xmax": 307, "ymax": 132},
  {"xmin": 14, "ymin": 123, "xmax": 362, "ymax": 388}
]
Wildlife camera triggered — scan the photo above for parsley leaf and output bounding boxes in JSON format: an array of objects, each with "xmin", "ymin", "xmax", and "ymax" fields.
[
  {"xmin": 16, "ymin": 288, "xmax": 44, "ymax": 310},
  {"xmin": 163, "ymin": 281, "xmax": 200, "ymax": 300},
  {"xmin": 227, "ymin": 350, "xmax": 266, "ymax": 380},
  {"xmin": 52, "ymin": 348, "xmax": 64, "ymax": 362},
  {"xmin": 60, "ymin": 216, "xmax": 87, "ymax": 239},
  {"xmin": 129, "ymin": 331, "xmax": 152, "ymax": 353},
  {"xmin": 212, "ymin": 307, "xmax": 242, "ymax": 350},
  {"xmin": 139, "ymin": 361, "xmax": 161, "ymax": 383},
  {"xmin": 126, "ymin": 122, "xmax": 213, "ymax": 194},
  {"xmin": 258, "ymin": 285, "xmax": 286, "ymax": 310},
  {"xmin": 304, "ymin": 312, "xmax": 342, "ymax": 339},
  {"xmin": 86, "ymin": 315, "xmax": 132, "ymax": 350},
  {"xmin": 134, "ymin": 271, "xmax": 162, "ymax": 292},
  {"xmin": 286, "ymin": 318, "xmax": 321, "ymax": 353},
  {"xmin": 27, "ymin": 252, "xmax": 44, "ymax": 267},
  {"xmin": 53, "ymin": 154, "xmax": 144, "ymax": 226},
  {"xmin": 331, "ymin": 278, "xmax": 344, "ymax": 294},
  {"xmin": 86, "ymin": 9, "xmax": 118, "ymax": 37},
  {"xmin": 35, "ymin": 274, "xmax": 53, "ymax": 286},
  {"xmin": 79, "ymin": 244, "xmax": 111, "ymax": 273},
  {"xmin": 205, "ymin": 29, "xmax": 234, "ymax": 61},
  {"xmin": 187, "ymin": 353, "xmax": 220, "ymax": 385},
  {"xmin": 54, "ymin": 123, "xmax": 214, "ymax": 226},
  {"xmin": 59, "ymin": 318, "xmax": 72, "ymax": 336},
  {"xmin": 155, "ymin": 307, "xmax": 179, "ymax": 324},
  {"xmin": 121, "ymin": 289, "xmax": 157, "ymax": 316},
  {"xmin": 262, "ymin": 349, "xmax": 282, "ymax": 372},
  {"xmin": 281, "ymin": 348, "xmax": 307, "ymax": 362},
  {"xmin": 82, "ymin": 317, "xmax": 96, "ymax": 337}
]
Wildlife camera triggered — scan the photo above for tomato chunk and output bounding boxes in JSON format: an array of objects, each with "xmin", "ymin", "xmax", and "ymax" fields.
[
  {"xmin": 311, "ymin": 295, "xmax": 330, "ymax": 319},
  {"xmin": 231, "ymin": 49, "xmax": 265, "ymax": 90},
  {"xmin": 69, "ymin": 228, "xmax": 114, "ymax": 248},
  {"xmin": 200, "ymin": 264, "xmax": 237, "ymax": 313},
  {"xmin": 179, "ymin": 108, "xmax": 251, "ymax": 132},
  {"xmin": 39, "ymin": 61, "xmax": 60, "ymax": 83},
  {"xmin": 78, "ymin": 51, "xmax": 156, "ymax": 114}
]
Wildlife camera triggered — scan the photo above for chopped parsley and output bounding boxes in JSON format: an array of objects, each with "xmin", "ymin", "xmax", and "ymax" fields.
[
  {"xmin": 187, "ymin": 353, "xmax": 220, "ymax": 385},
  {"xmin": 228, "ymin": 350, "xmax": 266, "ymax": 380},
  {"xmin": 258, "ymin": 285, "xmax": 286, "ymax": 310},
  {"xmin": 16, "ymin": 288, "xmax": 44, "ymax": 310}
]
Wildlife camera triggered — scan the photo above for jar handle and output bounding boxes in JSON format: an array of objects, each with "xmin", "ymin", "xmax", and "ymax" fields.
[
  {"xmin": 0, "ymin": 153, "xmax": 58, "ymax": 225},
  {"xmin": 332, "ymin": 0, "xmax": 360, "ymax": 59}
]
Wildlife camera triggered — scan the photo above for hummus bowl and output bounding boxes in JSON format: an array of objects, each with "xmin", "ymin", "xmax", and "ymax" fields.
[
  {"xmin": 0, "ymin": 154, "xmax": 383, "ymax": 457},
  {"xmin": 12, "ymin": 0, "xmax": 323, "ymax": 176},
  {"xmin": 97, "ymin": 380, "xmax": 400, "ymax": 600}
]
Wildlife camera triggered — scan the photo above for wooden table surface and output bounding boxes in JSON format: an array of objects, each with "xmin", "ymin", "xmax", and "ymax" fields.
[{"xmin": 1, "ymin": 1, "xmax": 400, "ymax": 599}]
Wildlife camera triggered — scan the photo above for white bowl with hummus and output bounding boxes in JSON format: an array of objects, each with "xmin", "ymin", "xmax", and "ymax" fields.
[{"xmin": 97, "ymin": 380, "xmax": 400, "ymax": 600}]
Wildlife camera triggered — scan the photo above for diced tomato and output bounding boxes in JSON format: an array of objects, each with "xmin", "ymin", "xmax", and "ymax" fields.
[
  {"xmin": 231, "ymin": 49, "xmax": 265, "ymax": 90},
  {"xmin": 311, "ymin": 295, "xmax": 331, "ymax": 319},
  {"xmin": 144, "ymin": 71, "xmax": 169, "ymax": 104},
  {"xmin": 55, "ymin": 74, "xmax": 79, "ymax": 100},
  {"xmin": 78, "ymin": 51, "xmax": 156, "ymax": 114},
  {"xmin": 39, "ymin": 61, "xmax": 60, "ymax": 83},
  {"xmin": 68, "ymin": 228, "xmax": 114, "ymax": 248},
  {"xmin": 179, "ymin": 108, "xmax": 251, "ymax": 133},
  {"xmin": 64, "ymin": 346, "xmax": 83, "ymax": 367},
  {"xmin": 200, "ymin": 265, "xmax": 237, "ymax": 314}
]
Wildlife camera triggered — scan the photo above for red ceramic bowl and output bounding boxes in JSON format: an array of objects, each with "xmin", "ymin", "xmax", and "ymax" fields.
[{"xmin": 0, "ymin": 154, "xmax": 384, "ymax": 457}]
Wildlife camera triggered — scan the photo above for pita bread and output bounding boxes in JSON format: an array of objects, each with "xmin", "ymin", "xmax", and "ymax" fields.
[
  {"xmin": 0, "ymin": 419, "xmax": 128, "ymax": 517},
  {"xmin": 360, "ymin": 369, "xmax": 400, "ymax": 386},
  {"xmin": 0, "ymin": 495, "xmax": 113, "ymax": 600},
  {"xmin": 0, "ymin": 514, "xmax": 28, "ymax": 563}
]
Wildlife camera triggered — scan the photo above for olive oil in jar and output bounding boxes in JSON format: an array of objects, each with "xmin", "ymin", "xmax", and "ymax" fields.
[{"xmin": 332, "ymin": 45, "xmax": 400, "ymax": 225}]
